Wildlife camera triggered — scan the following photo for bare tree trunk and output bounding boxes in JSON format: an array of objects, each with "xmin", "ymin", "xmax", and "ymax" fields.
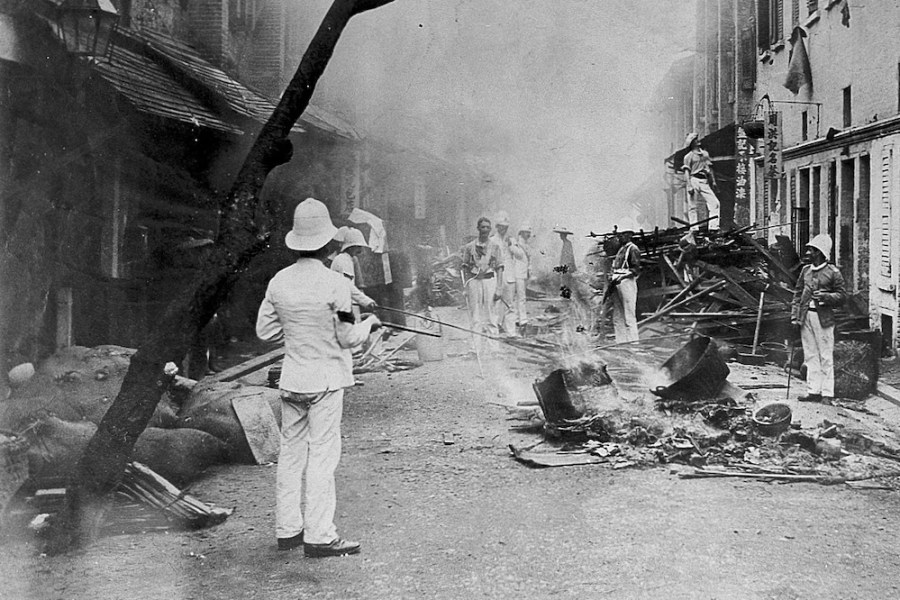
[{"xmin": 48, "ymin": 0, "xmax": 396, "ymax": 554}]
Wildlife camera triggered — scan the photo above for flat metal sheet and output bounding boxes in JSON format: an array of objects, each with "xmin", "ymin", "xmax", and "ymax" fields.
[{"xmin": 231, "ymin": 394, "xmax": 280, "ymax": 465}]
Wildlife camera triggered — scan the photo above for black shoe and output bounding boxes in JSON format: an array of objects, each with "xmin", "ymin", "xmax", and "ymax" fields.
[
  {"xmin": 304, "ymin": 538, "xmax": 361, "ymax": 558},
  {"xmin": 798, "ymin": 393, "xmax": 822, "ymax": 403},
  {"xmin": 277, "ymin": 531, "xmax": 304, "ymax": 551}
]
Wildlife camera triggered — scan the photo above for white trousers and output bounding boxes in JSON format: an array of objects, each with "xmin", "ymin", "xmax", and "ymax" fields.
[
  {"xmin": 467, "ymin": 277, "xmax": 498, "ymax": 352},
  {"xmin": 494, "ymin": 279, "xmax": 517, "ymax": 334},
  {"xmin": 515, "ymin": 278, "xmax": 528, "ymax": 325},
  {"xmin": 612, "ymin": 277, "xmax": 639, "ymax": 343},
  {"xmin": 688, "ymin": 177, "xmax": 720, "ymax": 230},
  {"xmin": 276, "ymin": 389, "xmax": 343, "ymax": 544},
  {"xmin": 801, "ymin": 311, "xmax": 835, "ymax": 397}
]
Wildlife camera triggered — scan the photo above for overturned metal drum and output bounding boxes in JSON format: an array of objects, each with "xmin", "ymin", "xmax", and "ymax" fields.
[{"xmin": 650, "ymin": 335, "xmax": 730, "ymax": 401}]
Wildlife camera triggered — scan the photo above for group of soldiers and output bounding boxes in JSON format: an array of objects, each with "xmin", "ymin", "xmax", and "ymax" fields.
[
  {"xmin": 457, "ymin": 210, "xmax": 647, "ymax": 348},
  {"xmin": 459, "ymin": 211, "xmax": 533, "ymax": 344}
]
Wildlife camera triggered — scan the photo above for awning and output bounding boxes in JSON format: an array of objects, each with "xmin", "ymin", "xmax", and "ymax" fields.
[{"xmin": 665, "ymin": 123, "xmax": 737, "ymax": 170}]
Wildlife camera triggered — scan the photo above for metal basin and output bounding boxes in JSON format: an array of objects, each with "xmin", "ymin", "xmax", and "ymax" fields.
[{"xmin": 651, "ymin": 336, "xmax": 730, "ymax": 400}]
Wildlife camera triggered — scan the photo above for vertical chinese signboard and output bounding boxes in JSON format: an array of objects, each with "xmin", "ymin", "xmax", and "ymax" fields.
[
  {"xmin": 764, "ymin": 111, "xmax": 783, "ymax": 180},
  {"xmin": 734, "ymin": 126, "xmax": 752, "ymax": 226}
]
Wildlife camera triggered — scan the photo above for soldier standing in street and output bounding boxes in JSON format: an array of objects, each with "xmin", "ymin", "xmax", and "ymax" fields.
[
  {"xmin": 460, "ymin": 217, "xmax": 503, "ymax": 350},
  {"xmin": 512, "ymin": 224, "xmax": 532, "ymax": 334},
  {"xmin": 791, "ymin": 234, "xmax": 847, "ymax": 404},
  {"xmin": 610, "ymin": 228, "xmax": 641, "ymax": 342},
  {"xmin": 256, "ymin": 198, "xmax": 381, "ymax": 558},
  {"xmin": 491, "ymin": 211, "xmax": 518, "ymax": 336}
]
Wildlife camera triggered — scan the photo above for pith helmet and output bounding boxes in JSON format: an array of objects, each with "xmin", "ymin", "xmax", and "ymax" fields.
[
  {"xmin": 285, "ymin": 198, "xmax": 338, "ymax": 251},
  {"xmin": 495, "ymin": 211, "xmax": 511, "ymax": 226},
  {"xmin": 685, "ymin": 132, "xmax": 699, "ymax": 147},
  {"xmin": 806, "ymin": 233, "xmax": 833, "ymax": 260},
  {"xmin": 341, "ymin": 228, "xmax": 369, "ymax": 252}
]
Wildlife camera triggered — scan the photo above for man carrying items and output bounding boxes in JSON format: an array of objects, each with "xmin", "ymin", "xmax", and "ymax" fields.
[
  {"xmin": 682, "ymin": 132, "xmax": 720, "ymax": 233},
  {"xmin": 791, "ymin": 233, "xmax": 846, "ymax": 404},
  {"xmin": 512, "ymin": 224, "xmax": 532, "ymax": 335},
  {"xmin": 460, "ymin": 216, "xmax": 503, "ymax": 349},
  {"xmin": 256, "ymin": 198, "xmax": 381, "ymax": 558},
  {"xmin": 610, "ymin": 228, "xmax": 641, "ymax": 343},
  {"xmin": 491, "ymin": 211, "xmax": 519, "ymax": 336}
]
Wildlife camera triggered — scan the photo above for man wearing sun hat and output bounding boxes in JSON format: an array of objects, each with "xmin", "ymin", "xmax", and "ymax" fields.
[
  {"xmin": 491, "ymin": 211, "xmax": 519, "ymax": 335},
  {"xmin": 791, "ymin": 233, "xmax": 846, "ymax": 404},
  {"xmin": 331, "ymin": 227, "xmax": 376, "ymax": 316},
  {"xmin": 512, "ymin": 224, "xmax": 533, "ymax": 333},
  {"xmin": 682, "ymin": 132, "xmax": 720, "ymax": 232},
  {"xmin": 553, "ymin": 225, "xmax": 577, "ymax": 297},
  {"xmin": 256, "ymin": 198, "xmax": 381, "ymax": 558}
]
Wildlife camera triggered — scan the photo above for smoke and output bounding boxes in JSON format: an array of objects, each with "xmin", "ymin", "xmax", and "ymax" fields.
[{"xmin": 290, "ymin": 0, "xmax": 695, "ymax": 240}]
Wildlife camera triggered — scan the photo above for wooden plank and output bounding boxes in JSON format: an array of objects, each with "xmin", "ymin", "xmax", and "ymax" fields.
[
  {"xmin": 662, "ymin": 254, "xmax": 687, "ymax": 288},
  {"xmin": 696, "ymin": 261, "xmax": 760, "ymax": 308},
  {"xmin": 210, "ymin": 347, "xmax": 284, "ymax": 383},
  {"xmin": 637, "ymin": 280, "xmax": 727, "ymax": 327},
  {"xmin": 739, "ymin": 233, "xmax": 798, "ymax": 282}
]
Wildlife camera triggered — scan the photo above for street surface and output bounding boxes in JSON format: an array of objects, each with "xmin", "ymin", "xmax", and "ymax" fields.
[{"xmin": 3, "ymin": 307, "xmax": 900, "ymax": 599}]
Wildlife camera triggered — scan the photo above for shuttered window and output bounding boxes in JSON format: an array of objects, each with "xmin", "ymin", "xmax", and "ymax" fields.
[
  {"xmin": 770, "ymin": 0, "xmax": 784, "ymax": 45},
  {"xmin": 881, "ymin": 148, "xmax": 893, "ymax": 277},
  {"xmin": 792, "ymin": 0, "xmax": 800, "ymax": 28}
]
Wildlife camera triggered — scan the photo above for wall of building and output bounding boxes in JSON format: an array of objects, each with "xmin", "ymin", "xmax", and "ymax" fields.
[
  {"xmin": 755, "ymin": 0, "xmax": 900, "ymax": 147},
  {"xmin": 753, "ymin": 0, "xmax": 900, "ymax": 350}
]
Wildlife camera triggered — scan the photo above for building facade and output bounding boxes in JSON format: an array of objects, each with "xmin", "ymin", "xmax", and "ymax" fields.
[
  {"xmin": 754, "ymin": 0, "xmax": 900, "ymax": 351},
  {"xmin": 654, "ymin": 0, "xmax": 900, "ymax": 352}
]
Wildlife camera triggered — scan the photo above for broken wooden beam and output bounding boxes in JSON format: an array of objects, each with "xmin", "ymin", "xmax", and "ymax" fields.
[{"xmin": 209, "ymin": 347, "xmax": 284, "ymax": 383}]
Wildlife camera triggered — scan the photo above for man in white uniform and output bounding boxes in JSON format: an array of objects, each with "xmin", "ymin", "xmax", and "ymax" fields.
[
  {"xmin": 491, "ymin": 211, "xmax": 518, "ymax": 335},
  {"xmin": 791, "ymin": 234, "xmax": 846, "ymax": 403},
  {"xmin": 682, "ymin": 132, "xmax": 721, "ymax": 232},
  {"xmin": 512, "ymin": 224, "xmax": 532, "ymax": 333},
  {"xmin": 256, "ymin": 198, "xmax": 380, "ymax": 558},
  {"xmin": 460, "ymin": 217, "xmax": 503, "ymax": 350}
]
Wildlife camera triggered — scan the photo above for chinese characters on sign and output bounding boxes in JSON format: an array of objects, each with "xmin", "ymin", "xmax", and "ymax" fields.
[
  {"xmin": 764, "ymin": 111, "xmax": 783, "ymax": 180},
  {"xmin": 735, "ymin": 127, "xmax": 752, "ymax": 206}
]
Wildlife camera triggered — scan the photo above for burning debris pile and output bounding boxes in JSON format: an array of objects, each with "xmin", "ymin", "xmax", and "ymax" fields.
[{"xmin": 509, "ymin": 335, "xmax": 900, "ymax": 488}]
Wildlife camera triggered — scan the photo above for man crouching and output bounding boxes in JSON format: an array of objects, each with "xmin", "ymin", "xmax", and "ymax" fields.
[{"xmin": 256, "ymin": 198, "xmax": 381, "ymax": 557}]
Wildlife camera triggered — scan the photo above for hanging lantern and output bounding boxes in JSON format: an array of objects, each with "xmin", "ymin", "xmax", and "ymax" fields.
[{"xmin": 48, "ymin": 0, "xmax": 119, "ymax": 60}]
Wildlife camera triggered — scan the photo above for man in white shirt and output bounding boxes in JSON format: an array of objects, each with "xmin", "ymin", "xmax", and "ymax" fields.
[
  {"xmin": 512, "ymin": 225, "xmax": 532, "ymax": 333},
  {"xmin": 256, "ymin": 198, "xmax": 380, "ymax": 558},
  {"xmin": 681, "ymin": 132, "xmax": 721, "ymax": 232},
  {"xmin": 491, "ymin": 211, "xmax": 518, "ymax": 335},
  {"xmin": 331, "ymin": 227, "xmax": 376, "ymax": 317}
]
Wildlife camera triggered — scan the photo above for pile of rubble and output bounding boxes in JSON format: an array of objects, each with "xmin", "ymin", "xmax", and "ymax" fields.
[{"xmin": 508, "ymin": 335, "xmax": 900, "ymax": 489}]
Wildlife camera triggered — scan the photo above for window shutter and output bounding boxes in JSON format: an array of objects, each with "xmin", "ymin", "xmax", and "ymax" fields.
[
  {"xmin": 881, "ymin": 148, "xmax": 893, "ymax": 277},
  {"xmin": 792, "ymin": 0, "xmax": 800, "ymax": 28},
  {"xmin": 776, "ymin": 0, "xmax": 784, "ymax": 42},
  {"xmin": 758, "ymin": 0, "xmax": 770, "ymax": 48}
]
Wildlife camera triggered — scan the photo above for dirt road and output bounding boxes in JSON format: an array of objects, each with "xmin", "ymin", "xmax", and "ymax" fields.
[{"xmin": 3, "ymin": 308, "xmax": 900, "ymax": 599}]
